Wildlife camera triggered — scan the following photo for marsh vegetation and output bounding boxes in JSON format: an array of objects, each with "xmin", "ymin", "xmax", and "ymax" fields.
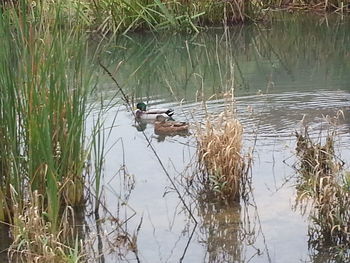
[
  {"xmin": 0, "ymin": 1, "xmax": 100, "ymax": 261},
  {"xmin": 196, "ymin": 104, "xmax": 248, "ymax": 201},
  {"xmin": 294, "ymin": 115, "xmax": 350, "ymax": 262},
  {"xmin": 0, "ymin": 1, "xmax": 350, "ymax": 263}
]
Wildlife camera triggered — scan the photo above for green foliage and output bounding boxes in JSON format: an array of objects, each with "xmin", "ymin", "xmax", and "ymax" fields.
[
  {"xmin": 0, "ymin": 0, "xmax": 98, "ymax": 260},
  {"xmin": 80, "ymin": 0, "xmax": 350, "ymax": 34}
]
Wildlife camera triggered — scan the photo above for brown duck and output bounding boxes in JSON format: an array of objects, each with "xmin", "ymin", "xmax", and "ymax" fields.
[{"xmin": 154, "ymin": 115, "xmax": 189, "ymax": 135}]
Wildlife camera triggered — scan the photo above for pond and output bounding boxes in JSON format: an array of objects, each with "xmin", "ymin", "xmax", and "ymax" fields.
[
  {"xmin": 2, "ymin": 13, "xmax": 349, "ymax": 263},
  {"xmin": 85, "ymin": 14, "xmax": 350, "ymax": 263}
]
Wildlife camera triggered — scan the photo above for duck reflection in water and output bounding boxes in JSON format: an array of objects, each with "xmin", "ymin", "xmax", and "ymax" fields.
[
  {"xmin": 134, "ymin": 118, "xmax": 149, "ymax": 132},
  {"xmin": 154, "ymin": 129, "xmax": 191, "ymax": 142}
]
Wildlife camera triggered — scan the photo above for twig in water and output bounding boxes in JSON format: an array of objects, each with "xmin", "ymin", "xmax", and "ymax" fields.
[{"xmin": 99, "ymin": 61, "xmax": 198, "ymax": 226}]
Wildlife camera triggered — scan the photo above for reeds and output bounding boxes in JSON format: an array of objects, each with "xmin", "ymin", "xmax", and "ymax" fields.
[
  {"xmin": 275, "ymin": 0, "xmax": 349, "ymax": 12},
  {"xmin": 196, "ymin": 107, "xmax": 245, "ymax": 201},
  {"xmin": 90, "ymin": 0, "xmax": 251, "ymax": 34},
  {"xmin": 9, "ymin": 191, "xmax": 82, "ymax": 263},
  {"xmin": 0, "ymin": 1, "xmax": 98, "ymax": 260},
  {"xmin": 82, "ymin": 0, "xmax": 350, "ymax": 34},
  {"xmin": 1, "ymin": 0, "xmax": 348, "ymax": 38},
  {"xmin": 295, "ymin": 126, "xmax": 350, "ymax": 247}
]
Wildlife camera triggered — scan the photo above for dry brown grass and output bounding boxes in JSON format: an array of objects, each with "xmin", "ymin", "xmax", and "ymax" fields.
[
  {"xmin": 295, "ymin": 127, "xmax": 350, "ymax": 246},
  {"xmin": 196, "ymin": 108, "xmax": 245, "ymax": 201},
  {"xmin": 279, "ymin": 1, "xmax": 350, "ymax": 13},
  {"xmin": 8, "ymin": 191, "xmax": 82, "ymax": 263}
]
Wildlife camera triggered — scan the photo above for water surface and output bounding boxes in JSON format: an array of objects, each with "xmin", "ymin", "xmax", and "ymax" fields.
[{"xmin": 86, "ymin": 14, "xmax": 350, "ymax": 263}]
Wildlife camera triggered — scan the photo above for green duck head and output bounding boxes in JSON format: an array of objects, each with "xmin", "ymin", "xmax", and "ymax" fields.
[{"xmin": 136, "ymin": 102, "xmax": 147, "ymax": 111}]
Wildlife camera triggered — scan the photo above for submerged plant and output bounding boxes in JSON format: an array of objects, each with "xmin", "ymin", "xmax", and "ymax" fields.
[{"xmin": 196, "ymin": 106, "xmax": 247, "ymax": 201}]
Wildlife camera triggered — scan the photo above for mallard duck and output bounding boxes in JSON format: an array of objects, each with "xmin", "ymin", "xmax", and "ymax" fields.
[
  {"xmin": 154, "ymin": 115, "xmax": 189, "ymax": 135},
  {"xmin": 134, "ymin": 102, "xmax": 174, "ymax": 120}
]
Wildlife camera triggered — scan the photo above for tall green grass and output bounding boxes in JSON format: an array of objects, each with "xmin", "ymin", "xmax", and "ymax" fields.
[
  {"xmin": 67, "ymin": 0, "xmax": 262, "ymax": 34},
  {"xmin": 84, "ymin": 0, "xmax": 349, "ymax": 34},
  {"xmin": 2, "ymin": 0, "xmax": 347, "ymax": 38},
  {"xmin": 0, "ymin": 1, "xmax": 98, "ymax": 260}
]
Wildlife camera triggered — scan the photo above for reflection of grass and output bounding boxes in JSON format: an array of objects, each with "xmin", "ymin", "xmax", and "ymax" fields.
[
  {"xmin": 100, "ymin": 15, "xmax": 350, "ymax": 103},
  {"xmin": 197, "ymin": 196, "xmax": 243, "ymax": 262},
  {"xmin": 295, "ymin": 124, "xmax": 350, "ymax": 259},
  {"xmin": 195, "ymin": 178, "xmax": 259, "ymax": 262}
]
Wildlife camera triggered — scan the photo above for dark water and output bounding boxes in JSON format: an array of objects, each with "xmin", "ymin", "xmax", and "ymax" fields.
[
  {"xmin": 0, "ymin": 225, "xmax": 10, "ymax": 262},
  {"xmin": 83, "ymin": 14, "xmax": 350, "ymax": 263}
]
